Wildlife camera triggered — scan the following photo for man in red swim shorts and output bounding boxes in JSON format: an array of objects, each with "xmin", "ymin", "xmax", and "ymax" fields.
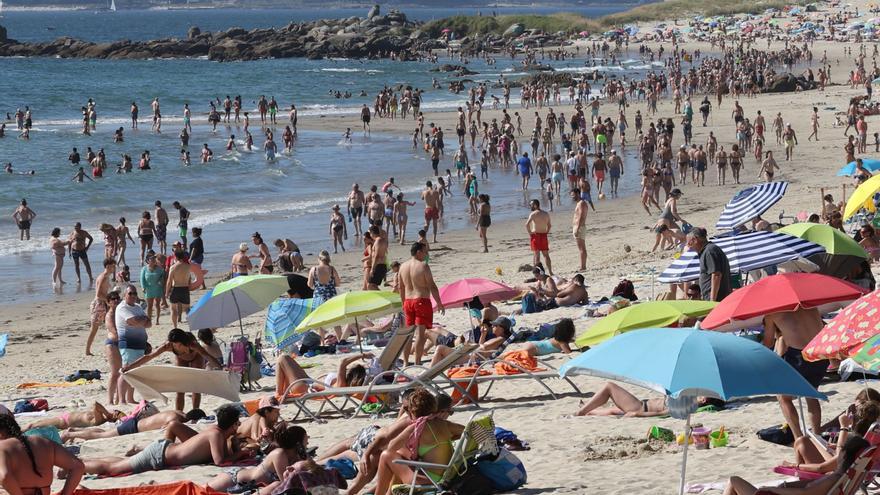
[
  {"xmin": 421, "ymin": 180, "xmax": 441, "ymax": 243},
  {"xmin": 525, "ymin": 199, "xmax": 553, "ymax": 275},
  {"xmin": 399, "ymin": 241, "xmax": 444, "ymax": 365}
]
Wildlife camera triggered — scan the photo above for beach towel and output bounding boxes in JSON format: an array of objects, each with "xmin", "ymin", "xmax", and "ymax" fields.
[
  {"xmin": 494, "ymin": 350, "xmax": 545, "ymax": 375},
  {"xmin": 447, "ymin": 366, "xmax": 491, "ymax": 404},
  {"xmin": 74, "ymin": 481, "xmax": 228, "ymax": 495},
  {"xmin": 16, "ymin": 378, "xmax": 89, "ymax": 389},
  {"xmin": 122, "ymin": 365, "xmax": 241, "ymax": 404}
]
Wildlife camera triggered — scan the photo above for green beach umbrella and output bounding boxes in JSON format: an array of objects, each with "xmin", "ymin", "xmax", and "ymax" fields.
[
  {"xmin": 575, "ymin": 300, "xmax": 717, "ymax": 348},
  {"xmin": 295, "ymin": 291, "xmax": 402, "ymax": 353},
  {"xmin": 777, "ymin": 223, "xmax": 868, "ymax": 278},
  {"xmin": 188, "ymin": 275, "xmax": 291, "ymax": 335}
]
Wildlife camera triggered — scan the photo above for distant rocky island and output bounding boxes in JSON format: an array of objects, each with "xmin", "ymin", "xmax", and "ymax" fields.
[
  {"xmin": 0, "ymin": 5, "xmax": 583, "ymax": 61},
  {"xmin": 1, "ymin": 0, "xmax": 621, "ymax": 9}
]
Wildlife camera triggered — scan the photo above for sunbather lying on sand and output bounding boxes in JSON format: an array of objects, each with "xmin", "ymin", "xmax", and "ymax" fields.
[
  {"xmin": 73, "ymin": 404, "xmax": 244, "ymax": 477},
  {"xmin": 62, "ymin": 408, "xmax": 205, "ymax": 442},
  {"xmin": 25, "ymin": 401, "xmax": 124, "ymax": 431},
  {"xmin": 781, "ymin": 400, "xmax": 879, "ymax": 475},
  {"xmin": 318, "ymin": 391, "xmax": 452, "ymax": 494},
  {"xmin": 724, "ymin": 435, "xmax": 869, "ymax": 495},
  {"xmin": 522, "ymin": 318, "xmax": 575, "ymax": 356},
  {"xmin": 0, "ymin": 415, "xmax": 84, "ymax": 495},
  {"xmin": 275, "ymin": 353, "xmax": 370, "ymax": 398},
  {"xmin": 209, "ymin": 424, "xmax": 308, "ymax": 494},
  {"xmin": 575, "ymin": 381, "xmax": 724, "ymax": 417}
]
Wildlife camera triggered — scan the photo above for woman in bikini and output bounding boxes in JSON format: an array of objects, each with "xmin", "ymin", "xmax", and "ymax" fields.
[
  {"xmin": 50, "ymin": 227, "xmax": 70, "ymax": 286},
  {"xmin": 104, "ymin": 290, "xmax": 122, "ymax": 404},
  {"xmin": 121, "ymin": 328, "xmax": 222, "ymax": 411},
  {"xmin": 274, "ymin": 352, "xmax": 371, "ymax": 398},
  {"xmin": 24, "ymin": 401, "xmax": 124, "ymax": 431},
  {"xmin": 575, "ymin": 381, "xmax": 723, "ymax": 416},
  {"xmin": 115, "ymin": 218, "xmax": 135, "ymax": 267},
  {"xmin": 237, "ymin": 396, "xmax": 283, "ymax": 448},
  {"xmin": 759, "ymin": 151, "xmax": 779, "ymax": 182},
  {"xmin": 0, "ymin": 415, "xmax": 85, "ymax": 495},
  {"xmin": 209, "ymin": 425, "xmax": 309, "ymax": 495},
  {"xmin": 640, "ymin": 168, "xmax": 661, "ymax": 215},
  {"xmin": 393, "ymin": 193, "xmax": 416, "ymax": 245},
  {"xmin": 729, "ymin": 144, "xmax": 743, "ymax": 185},
  {"xmin": 477, "ymin": 194, "xmax": 491, "ymax": 253},
  {"xmin": 136, "ymin": 211, "xmax": 155, "ymax": 264},
  {"xmin": 308, "ymin": 251, "xmax": 343, "ymax": 342},
  {"xmin": 860, "ymin": 225, "xmax": 880, "ymax": 261},
  {"xmin": 372, "ymin": 389, "xmax": 464, "ymax": 495}
]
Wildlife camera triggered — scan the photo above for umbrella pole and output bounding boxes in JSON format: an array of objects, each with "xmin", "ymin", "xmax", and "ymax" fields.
[
  {"xmin": 679, "ymin": 413, "xmax": 692, "ymax": 495},
  {"xmin": 231, "ymin": 290, "xmax": 245, "ymax": 337},
  {"xmin": 355, "ymin": 316, "xmax": 364, "ymax": 355},
  {"xmin": 797, "ymin": 397, "xmax": 807, "ymax": 436}
]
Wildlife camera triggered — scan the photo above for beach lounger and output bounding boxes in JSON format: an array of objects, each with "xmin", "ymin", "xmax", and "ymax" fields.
[
  {"xmin": 390, "ymin": 409, "xmax": 498, "ymax": 495},
  {"xmin": 282, "ymin": 343, "xmax": 479, "ymax": 422},
  {"xmin": 759, "ymin": 445, "xmax": 880, "ymax": 495},
  {"xmin": 447, "ymin": 351, "xmax": 581, "ymax": 403}
]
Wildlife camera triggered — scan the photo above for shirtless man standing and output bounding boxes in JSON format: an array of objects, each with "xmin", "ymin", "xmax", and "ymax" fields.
[
  {"xmin": 165, "ymin": 251, "xmax": 192, "ymax": 329},
  {"xmin": 12, "ymin": 199, "xmax": 36, "ymax": 241},
  {"xmin": 421, "ymin": 181, "xmax": 441, "ymax": 243},
  {"xmin": 85, "ymin": 258, "xmax": 116, "ymax": 356},
  {"xmin": 367, "ymin": 225, "xmax": 388, "ymax": 290},
  {"xmin": 398, "ymin": 242, "xmax": 444, "ymax": 365},
  {"xmin": 348, "ymin": 183, "xmax": 365, "ymax": 237},
  {"xmin": 79, "ymin": 405, "xmax": 242, "ymax": 477},
  {"xmin": 154, "ymin": 200, "xmax": 169, "ymax": 256},
  {"xmin": 762, "ymin": 308, "xmax": 828, "ymax": 439},
  {"xmin": 571, "ymin": 189, "xmax": 589, "ymax": 271},
  {"xmin": 69, "ymin": 222, "xmax": 94, "ymax": 285},
  {"xmin": 0, "ymin": 415, "xmax": 84, "ymax": 495},
  {"xmin": 525, "ymin": 199, "xmax": 553, "ymax": 275}
]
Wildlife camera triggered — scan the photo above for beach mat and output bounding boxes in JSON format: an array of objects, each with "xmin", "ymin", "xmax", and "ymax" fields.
[
  {"xmin": 122, "ymin": 366, "xmax": 241, "ymax": 404},
  {"xmin": 71, "ymin": 481, "xmax": 227, "ymax": 495}
]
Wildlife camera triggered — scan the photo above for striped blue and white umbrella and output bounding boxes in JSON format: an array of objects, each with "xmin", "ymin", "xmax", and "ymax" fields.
[
  {"xmin": 716, "ymin": 181, "xmax": 788, "ymax": 230},
  {"xmin": 658, "ymin": 230, "xmax": 826, "ymax": 283}
]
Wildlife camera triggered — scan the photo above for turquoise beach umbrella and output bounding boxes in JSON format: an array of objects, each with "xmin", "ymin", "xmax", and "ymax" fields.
[
  {"xmin": 559, "ymin": 328, "xmax": 826, "ymax": 495},
  {"xmin": 264, "ymin": 298, "xmax": 317, "ymax": 351},
  {"xmin": 837, "ymin": 158, "xmax": 880, "ymax": 176},
  {"xmin": 188, "ymin": 275, "xmax": 290, "ymax": 334}
]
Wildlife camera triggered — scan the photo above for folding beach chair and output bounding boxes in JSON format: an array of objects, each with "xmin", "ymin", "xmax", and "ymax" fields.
[
  {"xmin": 282, "ymin": 343, "xmax": 478, "ymax": 422},
  {"xmin": 391, "ymin": 409, "xmax": 498, "ymax": 495},
  {"xmin": 760, "ymin": 446, "xmax": 880, "ymax": 495},
  {"xmin": 449, "ymin": 354, "xmax": 582, "ymax": 403}
]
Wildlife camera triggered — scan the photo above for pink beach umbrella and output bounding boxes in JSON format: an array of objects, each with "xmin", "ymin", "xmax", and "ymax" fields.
[
  {"xmin": 441, "ymin": 28, "xmax": 451, "ymax": 33},
  {"xmin": 435, "ymin": 277, "xmax": 520, "ymax": 310}
]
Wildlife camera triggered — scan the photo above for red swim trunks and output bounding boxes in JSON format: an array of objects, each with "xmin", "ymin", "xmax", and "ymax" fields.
[
  {"xmin": 403, "ymin": 297, "xmax": 433, "ymax": 328},
  {"xmin": 530, "ymin": 232, "xmax": 549, "ymax": 252},
  {"xmin": 424, "ymin": 207, "xmax": 439, "ymax": 221},
  {"xmin": 594, "ymin": 170, "xmax": 605, "ymax": 181}
]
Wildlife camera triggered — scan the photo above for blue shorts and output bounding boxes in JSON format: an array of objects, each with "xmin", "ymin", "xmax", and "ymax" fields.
[{"xmin": 120, "ymin": 348, "xmax": 145, "ymax": 366}]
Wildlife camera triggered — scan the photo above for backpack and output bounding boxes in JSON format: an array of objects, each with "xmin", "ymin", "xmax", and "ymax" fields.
[
  {"xmin": 441, "ymin": 459, "xmax": 496, "ymax": 495},
  {"xmin": 475, "ymin": 448, "xmax": 527, "ymax": 491},
  {"xmin": 520, "ymin": 293, "xmax": 538, "ymax": 314},
  {"xmin": 612, "ymin": 279, "xmax": 638, "ymax": 301}
]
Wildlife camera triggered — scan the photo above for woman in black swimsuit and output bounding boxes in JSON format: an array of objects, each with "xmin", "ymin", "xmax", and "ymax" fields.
[
  {"xmin": 136, "ymin": 211, "xmax": 155, "ymax": 263},
  {"xmin": 121, "ymin": 328, "xmax": 222, "ymax": 411},
  {"xmin": 477, "ymin": 194, "xmax": 491, "ymax": 253}
]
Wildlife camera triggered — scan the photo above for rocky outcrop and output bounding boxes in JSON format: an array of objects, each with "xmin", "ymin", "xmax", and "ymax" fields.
[
  {"xmin": 764, "ymin": 73, "xmax": 818, "ymax": 93},
  {"xmin": 0, "ymin": 12, "xmax": 428, "ymax": 61},
  {"xmin": 502, "ymin": 23, "xmax": 525, "ymax": 38}
]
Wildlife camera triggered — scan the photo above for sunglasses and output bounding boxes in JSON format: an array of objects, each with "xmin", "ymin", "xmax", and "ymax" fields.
[{"xmin": 126, "ymin": 292, "xmax": 137, "ymax": 296}]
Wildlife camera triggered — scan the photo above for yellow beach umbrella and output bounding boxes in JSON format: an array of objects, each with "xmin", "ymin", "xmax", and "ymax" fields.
[{"xmin": 844, "ymin": 174, "xmax": 880, "ymax": 220}]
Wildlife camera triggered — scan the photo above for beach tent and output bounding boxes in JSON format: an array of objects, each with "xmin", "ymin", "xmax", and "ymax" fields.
[{"xmin": 559, "ymin": 328, "xmax": 826, "ymax": 495}]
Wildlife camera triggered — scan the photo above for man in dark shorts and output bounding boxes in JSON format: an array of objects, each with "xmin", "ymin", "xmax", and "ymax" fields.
[
  {"xmin": 360, "ymin": 104, "xmax": 371, "ymax": 134},
  {"xmin": 165, "ymin": 250, "xmax": 192, "ymax": 328},
  {"xmin": 762, "ymin": 308, "xmax": 828, "ymax": 439},
  {"xmin": 367, "ymin": 225, "xmax": 388, "ymax": 290},
  {"xmin": 68, "ymin": 222, "xmax": 94, "ymax": 284}
]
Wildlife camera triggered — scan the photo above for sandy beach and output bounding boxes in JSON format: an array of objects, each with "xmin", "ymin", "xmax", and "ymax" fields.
[{"xmin": 3, "ymin": 3, "xmax": 880, "ymax": 494}]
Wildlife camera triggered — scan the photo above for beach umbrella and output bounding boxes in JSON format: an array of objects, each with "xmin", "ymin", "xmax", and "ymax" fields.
[
  {"xmin": 844, "ymin": 174, "xmax": 880, "ymax": 220},
  {"xmin": 700, "ymin": 273, "xmax": 867, "ymax": 332},
  {"xmin": 294, "ymin": 290, "xmax": 402, "ymax": 352},
  {"xmin": 837, "ymin": 158, "xmax": 880, "ymax": 176},
  {"xmin": 187, "ymin": 275, "xmax": 290, "ymax": 334},
  {"xmin": 559, "ymin": 328, "xmax": 826, "ymax": 495},
  {"xmin": 716, "ymin": 181, "xmax": 788, "ymax": 230},
  {"xmin": 850, "ymin": 333, "xmax": 880, "ymax": 370},
  {"xmin": 657, "ymin": 230, "xmax": 826, "ymax": 283},
  {"xmin": 777, "ymin": 223, "xmax": 868, "ymax": 277},
  {"xmin": 441, "ymin": 28, "xmax": 451, "ymax": 33},
  {"xmin": 803, "ymin": 290, "xmax": 880, "ymax": 361},
  {"xmin": 575, "ymin": 300, "xmax": 717, "ymax": 347},
  {"xmin": 264, "ymin": 298, "xmax": 317, "ymax": 351},
  {"xmin": 436, "ymin": 277, "xmax": 520, "ymax": 310}
]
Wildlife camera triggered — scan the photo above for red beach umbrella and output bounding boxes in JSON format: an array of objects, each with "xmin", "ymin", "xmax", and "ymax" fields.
[
  {"xmin": 435, "ymin": 277, "xmax": 520, "ymax": 310},
  {"xmin": 803, "ymin": 290, "xmax": 880, "ymax": 361},
  {"xmin": 700, "ymin": 273, "xmax": 867, "ymax": 332}
]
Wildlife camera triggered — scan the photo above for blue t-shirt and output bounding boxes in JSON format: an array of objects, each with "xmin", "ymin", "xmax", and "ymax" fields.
[{"xmin": 517, "ymin": 157, "xmax": 532, "ymax": 175}]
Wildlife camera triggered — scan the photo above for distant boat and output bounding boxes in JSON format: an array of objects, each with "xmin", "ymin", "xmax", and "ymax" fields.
[{"xmin": 110, "ymin": 0, "xmax": 117, "ymax": 11}]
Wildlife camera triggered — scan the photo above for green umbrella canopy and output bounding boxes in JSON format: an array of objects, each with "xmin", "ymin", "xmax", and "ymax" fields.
[
  {"xmin": 295, "ymin": 290, "xmax": 402, "ymax": 332},
  {"xmin": 777, "ymin": 223, "xmax": 867, "ymax": 258},
  {"xmin": 575, "ymin": 300, "xmax": 717, "ymax": 348}
]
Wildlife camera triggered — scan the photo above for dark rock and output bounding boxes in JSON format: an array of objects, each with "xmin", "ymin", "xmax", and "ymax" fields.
[
  {"xmin": 765, "ymin": 73, "xmax": 818, "ymax": 93},
  {"xmin": 367, "ymin": 4, "xmax": 380, "ymax": 19},
  {"xmin": 187, "ymin": 26, "xmax": 200, "ymax": 39},
  {"xmin": 0, "ymin": 25, "xmax": 7, "ymax": 43},
  {"xmin": 225, "ymin": 27, "xmax": 248, "ymax": 38},
  {"xmin": 503, "ymin": 23, "xmax": 525, "ymax": 38}
]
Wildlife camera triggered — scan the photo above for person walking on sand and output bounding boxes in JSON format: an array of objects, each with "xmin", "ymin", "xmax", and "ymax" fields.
[
  {"xmin": 783, "ymin": 123, "xmax": 798, "ymax": 161},
  {"xmin": 165, "ymin": 250, "xmax": 192, "ymax": 329},
  {"xmin": 330, "ymin": 205, "xmax": 347, "ymax": 254},
  {"xmin": 12, "ymin": 198, "xmax": 35, "ymax": 241},
  {"xmin": 348, "ymin": 183, "xmax": 365, "ymax": 238},
  {"xmin": 399, "ymin": 242, "xmax": 445, "ymax": 365},
  {"xmin": 68, "ymin": 222, "xmax": 94, "ymax": 285},
  {"xmin": 477, "ymin": 194, "xmax": 491, "ymax": 253},
  {"xmin": 368, "ymin": 225, "xmax": 388, "ymax": 290},
  {"xmin": 526, "ymin": 199, "xmax": 553, "ymax": 275},
  {"xmin": 361, "ymin": 104, "xmax": 371, "ymax": 135},
  {"xmin": 85, "ymin": 257, "xmax": 116, "ymax": 356},
  {"xmin": 572, "ymin": 189, "xmax": 589, "ymax": 271},
  {"xmin": 422, "ymin": 181, "xmax": 441, "ymax": 243}
]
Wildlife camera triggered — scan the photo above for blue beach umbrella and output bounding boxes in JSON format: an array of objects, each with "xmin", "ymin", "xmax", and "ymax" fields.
[
  {"xmin": 837, "ymin": 158, "xmax": 880, "ymax": 176},
  {"xmin": 559, "ymin": 328, "xmax": 826, "ymax": 495},
  {"xmin": 187, "ymin": 275, "xmax": 290, "ymax": 334},
  {"xmin": 264, "ymin": 298, "xmax": 316, "ymax": 351}
]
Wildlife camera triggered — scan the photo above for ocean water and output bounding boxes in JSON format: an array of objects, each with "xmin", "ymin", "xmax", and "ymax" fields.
[{"xmin": 0, "ymin": 7, "xmax": 659, "ymax": 304}]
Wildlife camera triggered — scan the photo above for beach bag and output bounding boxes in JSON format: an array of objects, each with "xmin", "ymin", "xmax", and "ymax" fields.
[
  {"xmin": 757, "ymin": 424, "xmax": 794, "ymax": 446},
  {"xmin": 475, "ymin": 448, "xmax": 527, "ymax": 491},
  {"xmin": 442, "ymin": 459, "xmax": 495, "ymax": 495},
  {"xmin": 520, "ymin": 293, "xmax": 538, "ymax": 314}
]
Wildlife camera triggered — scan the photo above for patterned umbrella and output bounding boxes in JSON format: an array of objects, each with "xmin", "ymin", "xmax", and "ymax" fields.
[
  {"xmin": 851, "ymin": 333, "xmax": 880, "ymax": 371},
  {"xmin": 803, "ymin": 290, "xmax": 880, "ymax": 361},
  {"xmin": 264, "ymin": 298, "xmax": 316, "ymax": 351},
  {"xmin": 716, "ymin": 181, "xmax": 787, "ymax": 230}
]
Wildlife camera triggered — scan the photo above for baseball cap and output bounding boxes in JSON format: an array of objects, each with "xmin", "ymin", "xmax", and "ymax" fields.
[
  {"xmin": 490, "ymin": 316, "xmax": 512, "ymax": 332},
  {"xmin": 258, "ymin": 396, "xmax": 280, "ymax": 411}
]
